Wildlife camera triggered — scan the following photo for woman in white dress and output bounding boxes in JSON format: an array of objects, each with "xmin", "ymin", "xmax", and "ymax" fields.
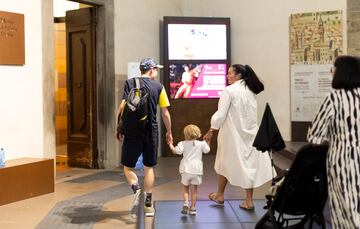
[{"xmin": 204, "ymin": 64, "xmax": 273, "ymax": 210}]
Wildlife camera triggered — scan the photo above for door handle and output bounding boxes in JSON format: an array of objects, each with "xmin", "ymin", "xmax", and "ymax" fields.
[{"xmin": 75, "ymin": 82, "xmax": 82, "ymax": 88}]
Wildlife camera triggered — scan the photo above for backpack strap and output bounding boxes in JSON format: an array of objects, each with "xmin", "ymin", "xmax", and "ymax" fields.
[{"xmin": 135, "ymin": 77, "xmax": 141, "ymax": 89}]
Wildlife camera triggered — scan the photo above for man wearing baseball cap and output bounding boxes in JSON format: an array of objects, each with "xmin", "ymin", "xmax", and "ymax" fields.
[
  {"xmin": 139, "ymin": 57, "xmax": 164, "ymax": 70},
  {"xmin": 116, "ymin": 57, "xmax": 172, "ymax": 217}
]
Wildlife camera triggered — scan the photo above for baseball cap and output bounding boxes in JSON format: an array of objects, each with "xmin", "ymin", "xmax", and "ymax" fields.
[{"xmin": 139, "ymin": 58, "xmax": 163, "ymax": 71}]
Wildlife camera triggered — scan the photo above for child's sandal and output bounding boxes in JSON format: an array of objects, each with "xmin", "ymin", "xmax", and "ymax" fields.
[
  {"xmin": 181, "ymin": 204, "xmax": 189, "ymax": 214},
  {"xmin": 189, "ymin": 207, "xmax": 197, "ymax": 215}
]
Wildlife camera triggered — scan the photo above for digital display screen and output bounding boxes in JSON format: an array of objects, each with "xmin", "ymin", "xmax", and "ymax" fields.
[
  {"xmin": 168, "ymin": 24, "xmax": 227, "ymax": 60},
  {"xmin": 169, "ymin": 63, "xmax": 227, "ymax": 99}
]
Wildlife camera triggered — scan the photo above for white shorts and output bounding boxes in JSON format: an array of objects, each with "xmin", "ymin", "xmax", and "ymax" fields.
[{"xmin": 181, "ymin": 172, "xmax": 202, "ymax": 185}]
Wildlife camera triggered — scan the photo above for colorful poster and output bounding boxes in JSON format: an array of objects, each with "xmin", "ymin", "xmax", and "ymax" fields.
[
  {"xmin": 169, "ymin": 63, "xmax": 227, "ymax": 99},
  {"xmin": 290, "ymin": 10, "xmax": 343, "ymax": 121}
]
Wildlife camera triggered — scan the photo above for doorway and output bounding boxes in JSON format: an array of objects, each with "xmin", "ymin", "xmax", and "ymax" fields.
[
  {"xmin": 51, "ymin": 0, "xmax": 116, "ymax": 171},
  {"xmin": 54, "ymin": 2, "xmax": 95, "ymax": 171},
  {"xmin": 54, "ymin": 17, "xmax": 67, "ymax": 171}
]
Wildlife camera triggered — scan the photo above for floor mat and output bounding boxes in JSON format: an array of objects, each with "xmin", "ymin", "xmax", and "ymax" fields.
[
  {"xmin": 154, "ymin": 199, "xmax": 267, "ymax": 229},
  {"xmin": 36, "ymin": 201, "xmax": 103, "ymax": 229},
  {"xmin": 36, "ymin": 171, "xmax": 173, "ymax": 229},
  {"xmin": 153, "ymin": 199, "xmax": 332, "ymax": 229}
]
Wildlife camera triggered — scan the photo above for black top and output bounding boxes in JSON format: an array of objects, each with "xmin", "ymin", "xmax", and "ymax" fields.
[{"xmin": 122, "ymin": 77, "xmax": 167, "ymax": 133}]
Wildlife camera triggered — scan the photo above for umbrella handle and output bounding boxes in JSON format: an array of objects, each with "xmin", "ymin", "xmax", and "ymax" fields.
[{"xmin": 269, "ymin": 150, "xmax": 276, "ymax": 185}]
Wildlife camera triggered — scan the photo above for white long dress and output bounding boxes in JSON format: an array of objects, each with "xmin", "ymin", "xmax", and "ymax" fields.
[{"xmin": 211, "ymin": 80, "xmax": 273, "ymax": 188}]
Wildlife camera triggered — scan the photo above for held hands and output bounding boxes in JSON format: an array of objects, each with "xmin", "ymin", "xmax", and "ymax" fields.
[
  {"xmin": 167, "ymin": 135, "xmax": 176, "ymax": 155},
  {"xmin": 203, "ymin": 129, "xmax": 214, "ymax": 145},
  {"xmin": 166, "ymin": 131, "xmax": 173, "ymax": 145},
  {"xmin": 168, "ymin": 142, "xmax": 176, "ymax": 154}
]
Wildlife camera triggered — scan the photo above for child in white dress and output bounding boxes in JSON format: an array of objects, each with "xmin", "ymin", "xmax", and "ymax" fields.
[{"xmin": 168, "ymin": 124, "xmax": 210, "ymax": 215}]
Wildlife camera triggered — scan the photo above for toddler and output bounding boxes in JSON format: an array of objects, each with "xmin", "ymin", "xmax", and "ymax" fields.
[{"xmin": 168, "ymin": 124, "xmax": 210, "ymax": 215}]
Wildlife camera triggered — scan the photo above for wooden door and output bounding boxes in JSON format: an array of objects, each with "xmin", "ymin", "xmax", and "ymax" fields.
[{"xmin": 66, "ymin": 8, "xmax": 98, "ymax": 168}]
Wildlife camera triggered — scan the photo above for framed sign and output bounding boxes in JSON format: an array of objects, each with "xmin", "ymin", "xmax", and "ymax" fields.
[
  {"xmin": 0, "ymin": 10, "xmax": 25, "ymax": 65},
  {"xmin": 289, "ymin": 10, "xmax": 343, "ymax": 140}
]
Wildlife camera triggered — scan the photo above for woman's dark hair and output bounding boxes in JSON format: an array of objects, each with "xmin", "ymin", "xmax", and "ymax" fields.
[
  {"xmin": 232, "ymin": 64, "xmax": 264, "ymax": 94},
  {"xmin": 332, "ymin": 55, "xmax": 360, "ymax": 89}
]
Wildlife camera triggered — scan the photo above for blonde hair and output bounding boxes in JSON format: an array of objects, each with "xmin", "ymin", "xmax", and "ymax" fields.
[{"xmin": 183, "ymin": 124, "xmax": 202, "ymax": 140}]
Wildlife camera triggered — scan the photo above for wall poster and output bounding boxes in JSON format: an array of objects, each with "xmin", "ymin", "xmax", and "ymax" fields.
[
  {"xmin": 290, "ymin": 10, "xmax": 343, "ymax": 122},
  {"xmin": 0, "ymin": 10, "xmax": 25, "ymax": 65}
]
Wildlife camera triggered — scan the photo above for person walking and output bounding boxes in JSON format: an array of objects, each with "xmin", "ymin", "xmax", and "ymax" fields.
[
  {"xmin": 308, "ymin": 55, "xmax": 360, "ymax": 228},
  {"xmin": 168, "ymin": 124, "xmax": 210, "ymax": 215},
  {"xmin": 116, "ymin": 58, "xmax": 173, "ymax": 217},
  {"xmin": 204, "ymin": 64, "xmax": 273, "ymax": 210}
]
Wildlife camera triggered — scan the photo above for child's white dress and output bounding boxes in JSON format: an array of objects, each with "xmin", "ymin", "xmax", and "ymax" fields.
[{"xmin": 174, "ymin": 140, "xmax": 210, "ymax": 185}]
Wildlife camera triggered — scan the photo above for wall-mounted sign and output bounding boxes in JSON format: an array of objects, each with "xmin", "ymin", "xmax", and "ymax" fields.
[
  {"xmin": 290, "ymin": 10, "xmax": 343, "ymax": 122},
  {"xmin": 127, "ymin": 62, "xmax": 140, "ymax": 79},
  {"xmin": 0, "ymin": 10, "xmax": 25, "ymax": 65}
]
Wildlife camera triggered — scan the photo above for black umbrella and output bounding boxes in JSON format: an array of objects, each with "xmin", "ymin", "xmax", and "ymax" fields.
[
  {"xmin": 253, "ymin": 103, "xmax": 286, "ymax": 152},
  {"xmin": 253, "ymin": 103, "xmax": 286, "ymax": 187}
]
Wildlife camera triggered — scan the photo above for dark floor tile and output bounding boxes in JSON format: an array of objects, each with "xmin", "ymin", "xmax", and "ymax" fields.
[
  {"xmin": 155, "ymin": 222, "xmax": 244, "ymax": 229},
  {"xmin": 228, "ymin": 199, "xmax": 268, "ymax": 223},
  {"xmin": 154, "ymin": 200, "xmax": 239, "ymax": 225},
  {"xmin": 241, "ymin": 223, "xmax": 257, "ymax": 229}
]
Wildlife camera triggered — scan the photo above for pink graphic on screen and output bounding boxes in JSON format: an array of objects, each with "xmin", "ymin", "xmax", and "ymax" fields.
[{"xmin": 169, "ymin": 63, "xmax": 227, "ymax": 99}]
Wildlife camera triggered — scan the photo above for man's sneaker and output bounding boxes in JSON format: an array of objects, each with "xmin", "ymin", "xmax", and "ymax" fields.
[
  {"xmin": 130, "ymin": 189, "xmax": 141, "ymax": 218},
  {"xmin": 189, "ymin": 207, "xmax": 197, "ymax": 215},
  {"xmin": 181, "ymin": 204, "xmax": 189, "ymax": 214},
  {"xmin": 144, "ymin": 204, "xmax": 155, "ymax": 217}
]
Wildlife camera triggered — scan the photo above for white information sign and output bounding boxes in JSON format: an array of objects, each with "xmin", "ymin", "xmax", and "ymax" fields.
[
  {"xmin": 127, "ymin": 62, "xmax": 141, "ymax": 79},
  {"xmin": 290, "ymin": 64, "xmax": 332, "ymax": 122}
]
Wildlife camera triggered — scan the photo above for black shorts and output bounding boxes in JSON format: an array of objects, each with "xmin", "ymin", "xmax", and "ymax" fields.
[{"xmin": 121, "ymin": 131, "xmax": 158, "ymax": 168}]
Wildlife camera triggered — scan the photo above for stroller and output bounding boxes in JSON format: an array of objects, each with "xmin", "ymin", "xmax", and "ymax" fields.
[{"xmin": 255, "ymin": 143, "xmax": 329, "ymax": 229}]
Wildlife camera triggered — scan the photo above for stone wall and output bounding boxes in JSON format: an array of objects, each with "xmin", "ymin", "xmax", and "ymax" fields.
[{"xmin": 347, "ymin": 0, "xmax": 360, "ymax": 55}]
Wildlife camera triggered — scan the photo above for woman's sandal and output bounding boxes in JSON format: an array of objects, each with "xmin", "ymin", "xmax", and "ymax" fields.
[
  {"xmin": 208, "ymin": 192, "xmax": 224, "ymax": 204},
  {"xmin": 239, "ymin": 202, "xmax": 255, "ymax": 211}
]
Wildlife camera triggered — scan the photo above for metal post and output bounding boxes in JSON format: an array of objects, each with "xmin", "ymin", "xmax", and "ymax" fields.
[{"xmin": 135, "ymin": 179, "xmax": 145, "ymax": 229}]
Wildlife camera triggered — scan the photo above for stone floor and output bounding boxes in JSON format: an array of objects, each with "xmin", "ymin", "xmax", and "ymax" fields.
[
  {"xmin": 0, "ymin": 151, "xmax": 332, "ymax": 229},
  {"xmin": 154, "ymin": 199, "xmax": 268, "ymax": 229}
]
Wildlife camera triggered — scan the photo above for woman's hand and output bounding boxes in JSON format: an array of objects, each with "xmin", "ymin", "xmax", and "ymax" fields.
[{"xmin": 203, "ymin": 128, "xmax": 214, "ymax": 144}]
